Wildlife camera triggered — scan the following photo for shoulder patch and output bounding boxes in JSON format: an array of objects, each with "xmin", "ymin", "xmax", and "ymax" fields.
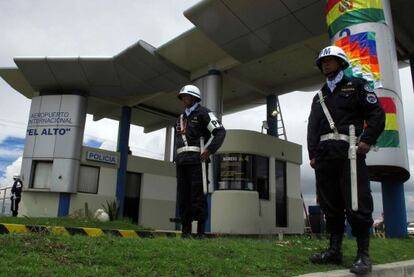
[
  {"xmin": 364, "ymin": 83, "xmax": 374, "ymax": 93},
  {"xmin": 366, "ymin": 93, "xmax": 378, "ymax": 104},
  {"xmin": 207, "ymin": 112, "xmax": 222, "ymax": 132}
]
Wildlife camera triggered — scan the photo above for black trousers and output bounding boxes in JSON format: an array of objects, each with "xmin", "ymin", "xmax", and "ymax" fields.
[
  {"xmin": 176, "ymin": 163, "xmax": 207, "ymax": 224},
  {"xmin": 315, "ymin": 157, "xmax": 373, "ymax": 237},
  {"xmin": 11, "ymin": 197, "xmax": 21, "ymax": 217}
]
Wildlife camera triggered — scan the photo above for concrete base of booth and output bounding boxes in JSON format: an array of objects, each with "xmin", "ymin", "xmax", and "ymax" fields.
[{"xmin": 211, "ymin": 190, "xmax": 260, "ymax": 234}]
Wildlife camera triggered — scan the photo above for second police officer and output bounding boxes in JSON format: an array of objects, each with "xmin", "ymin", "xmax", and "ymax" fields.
[
  {"xmin": 175, "ymin": 84, "xmax": 226, "ymax": 238},
  {"xmin": 307, "ymin": 46, "xmax": 385, "ymax": 275},
  {"xmin": 11, "ymin": 175, "xmax": 23, "ymax": 217}
]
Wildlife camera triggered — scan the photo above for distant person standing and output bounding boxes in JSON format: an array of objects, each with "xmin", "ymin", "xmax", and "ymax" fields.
[
  {"xmin": 11, "ymin": 175, "xmax": 23, "ymax": 217},
  {"xmin": 175, "ymin": 84, "xmax": 226, "ymax": 238},
  {"xmin": 307, "ymin": 46, "xmax": 385, "ymax": 274}
]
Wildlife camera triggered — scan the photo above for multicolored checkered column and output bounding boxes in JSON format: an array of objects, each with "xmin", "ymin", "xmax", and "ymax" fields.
[{"xmin": 326, "ymin": 0, "xmax": 409, "ymax": 237}]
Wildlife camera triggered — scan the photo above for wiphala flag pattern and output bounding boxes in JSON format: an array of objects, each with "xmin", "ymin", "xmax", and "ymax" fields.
[{"xmin": 335, "ymin": 31, "xmax": 399, "ymax": 148}]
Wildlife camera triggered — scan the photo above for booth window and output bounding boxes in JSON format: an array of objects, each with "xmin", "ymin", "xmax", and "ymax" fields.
[
  {"xmin": 214, "ymin": 153, "xmax": 269, "ymax": 199},
  {"xmin": 255, "ymin": 155, "xmax": 269, "ymax": 200},
  {"xmin": 78, "ymin": 165, "xmax": 100, "ymax": 194},
  {"xmin": 275, "ymin": 160, "xmax": 287, "ymax": 227},
  {"xmin": 31, "ymin": 161, "xmax": 52, "ymax": 189}
]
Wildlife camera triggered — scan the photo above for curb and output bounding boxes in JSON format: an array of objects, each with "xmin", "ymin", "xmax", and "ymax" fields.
[
  {"xmin": 296, "ymin": 259, "xmax": 414, "ymax": 277},
  {"xmin": 0, "ymin": 223, "xmax": 290, "ymax": 239},
  {"xmin": 0, "ymin": 223, "xmax": 184, "ymax": 238}
]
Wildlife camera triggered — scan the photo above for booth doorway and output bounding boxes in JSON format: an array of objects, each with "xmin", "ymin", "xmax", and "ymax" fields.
[{"xmin": 123, "ymin": 172, "xmax": 141, "ymax": 223}]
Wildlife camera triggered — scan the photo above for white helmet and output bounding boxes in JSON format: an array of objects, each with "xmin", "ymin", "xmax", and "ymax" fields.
[
  {"xmin": 178, "ymin": 85, "xmax": 201, "ymax": 102},
  {"xmin": 13, "ymin": 175, "xmax": 21, "ymax": 180},
  {"xmin": 316, "ymin": 45, "xmax": 350, "ymax": 70}
]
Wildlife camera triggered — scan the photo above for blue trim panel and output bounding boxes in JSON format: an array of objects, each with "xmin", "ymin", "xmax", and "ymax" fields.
[
  {"xmin": 206, "ymin": 193, "xmax": 212, "ymax": 232},
  {"xmin": 116, "ymin": 106, "xmax": 131, "ymax": 218},
  {"xmin": 381, "ymin": 181, "xmax": 408, "ymax": 238},
  {"xmin": 57, "ymin": 193, "xmax": 71, "ymax": 217}
]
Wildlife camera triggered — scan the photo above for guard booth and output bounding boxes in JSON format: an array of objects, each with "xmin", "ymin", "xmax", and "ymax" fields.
[
  {"xmin": 210, "ymin": 130, "xmax": 303, "ymax": 234},
  {"xmin": 17, "ymin": 129, "xmax": 303, "ymax": 235}
]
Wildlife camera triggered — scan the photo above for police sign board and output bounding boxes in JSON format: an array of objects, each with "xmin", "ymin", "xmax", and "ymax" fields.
[{"xmin": 86, "ymin": 151, "xmax": 118, "ymax": 165}]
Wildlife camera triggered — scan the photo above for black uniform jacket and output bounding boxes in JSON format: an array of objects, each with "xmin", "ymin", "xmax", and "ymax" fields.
[
  {"xmin": 307, "ymin": 75, "xmax": 385, "ymax": 161},
  {"xmin": 175, "ymin": 104, "xmax": 226, "ymax": 165},
  {"xmin": 11, "ymin": 180, "xmax": 23, "ymax": 198}
]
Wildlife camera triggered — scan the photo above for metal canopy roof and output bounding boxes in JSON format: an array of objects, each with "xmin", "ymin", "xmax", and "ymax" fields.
[
  {"xmin": 1, "ymin": 0, "xmax": 414, "ymax": 132},
  {"xmin": 183, "ymin": 0, "xmax": 326, "ymax": 63}
]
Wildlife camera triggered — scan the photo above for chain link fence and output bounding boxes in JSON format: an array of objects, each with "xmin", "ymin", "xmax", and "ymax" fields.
[{"xmin": 0, "ymin": 186, "xmax": 12, "ymax": 216}]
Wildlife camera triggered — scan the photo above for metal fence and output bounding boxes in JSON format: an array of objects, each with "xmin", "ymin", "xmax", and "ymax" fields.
[{"xmin": 0, "ymin": 186, "xmax": 12, "ymax": 216}]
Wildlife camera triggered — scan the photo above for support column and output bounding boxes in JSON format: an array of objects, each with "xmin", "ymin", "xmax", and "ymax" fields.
[
  {"xmin": 382, "ymin": 182, "xmax": 407, "ymax": 237},
  {"xmin": 164, "ymin": 127, "xmax": 172, "ymax": 162},
  {"xmin": 327, "ymin": 0, "xmax": 410, "ymax": 238},
  {"xmin": 266, "ymin": 95, "xmax": 278, "ymax": 137},
  {"xmin": 194, "ymin": 70, "xmax": 223, "ymax": 233},
  {"xmin": 196, "ymin": 70, "xmax": 223, "ymax": 120},
  {"xmin": 116, "ymin": 106, "xmax": 131, "ymax": 218},
  {"xmin": 410, "ymin": 56, "xmax": 414, "ymax": 91}
]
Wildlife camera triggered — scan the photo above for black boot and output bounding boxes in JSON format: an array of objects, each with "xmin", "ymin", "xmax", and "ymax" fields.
[
  {"xmin": 181, "ymin": 222, "xmax": 192, "ymax": 238},
  {"xmin": 350, "ymin": 236, "xmax": 372, "ymax": 275},
  {"xmin": 310, "ymin": 233, "xmax": 343, "ymax": 265},
  {"xmin": 196, "ymin": 220, "xmax": 206, "ymax": 239}
]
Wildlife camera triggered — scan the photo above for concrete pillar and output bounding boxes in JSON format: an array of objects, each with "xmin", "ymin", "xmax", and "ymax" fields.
[
  {"xmin": 116, "ymin": 106, "xmax": 131, "ymax": 218},
  {"xmin": 20, "ymin": 92, "xmax": 87, "ymax": 217},
  {"xmin": 194, "ymin": 70, "xmax": 223, "ymax": 233},
  {"xmin": 266, "ymin": 95, "xmax": 278, "ymax": 137},
  {"xmin": 164, "ymin": 127, "xmax": 172, "ymax": 162},
  {"xmin": 195, "ymin": 69, "xmax": 223, "ymax": 120},
  {"xmin": 410, "ymin": 56, "xmax": 414, "ymax": 92}
]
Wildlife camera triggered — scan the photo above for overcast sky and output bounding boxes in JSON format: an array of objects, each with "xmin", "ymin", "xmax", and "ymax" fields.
[{"xmin": 0, "ymin": 0, "xmax": 413, "ymax": 221}]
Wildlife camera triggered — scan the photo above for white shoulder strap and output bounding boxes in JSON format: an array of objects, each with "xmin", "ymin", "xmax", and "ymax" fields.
[
  {"xmin": 180, "ymin": 114, "xmax": 188, "ymax": 147},
  {"xmin": 318, "ymin": 90, "xmax": 338, "ymax": 135}
]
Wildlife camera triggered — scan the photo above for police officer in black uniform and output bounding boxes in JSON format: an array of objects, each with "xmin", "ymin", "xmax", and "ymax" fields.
[
  {"xmin": 11, "ymin": 175, "xmax": 23, "ymax": 217},
  {"xmin": 307, "ymin": 46, "xmax": 385, "ymax": 275},
  {"xmin": 175, "ymin": 84, "xmax": 226, "ymax": 238}
]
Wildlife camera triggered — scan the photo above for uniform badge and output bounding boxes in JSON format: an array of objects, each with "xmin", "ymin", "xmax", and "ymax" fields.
[
  {"xmin": 366, "ymin": 93, "xmax": 377, "ymax": 104},
  {"xmin": 364, "ymin": 83, "xmax": 374, "ymax": 92}
]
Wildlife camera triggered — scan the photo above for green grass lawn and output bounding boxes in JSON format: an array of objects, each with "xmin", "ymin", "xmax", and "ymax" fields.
[{"xmin": 0, "ymin": 231, "xmax": 413, "ymax": 276}]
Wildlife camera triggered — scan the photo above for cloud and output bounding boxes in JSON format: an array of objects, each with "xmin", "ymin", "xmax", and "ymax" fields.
[
  {"xmin": 0, "ymin": 157, "xmax": 22, "ymax": 188},
  {"xmin": 0, "ymin": 81, "xmax": 31, "ymax": 142},
  {"xmin": 0, "ymin": 147, "xmax": 23, "ymax": 159}
]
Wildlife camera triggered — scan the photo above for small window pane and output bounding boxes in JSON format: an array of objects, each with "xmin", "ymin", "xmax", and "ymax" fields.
[
  {"xmin": 214, "ymin": 154, "xmax": 254, "ymax": 190},
  {"xmin": 255, "ymin": 156, "xmax": 269, "ymax": 200},
  {"xmin": 78, "ymin": 165, "xmax": 99, "ymax": 194},
  {"xmin": 32, "ymin": 161, "xmax": 52, "ymax": 189},
  {"xmin": 276, "ymin": 160, "xmax": 287, "ymax": 227},
  {"xmin": 214, "ymin": 153, "xmax": 269, "ymax": 199}
]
